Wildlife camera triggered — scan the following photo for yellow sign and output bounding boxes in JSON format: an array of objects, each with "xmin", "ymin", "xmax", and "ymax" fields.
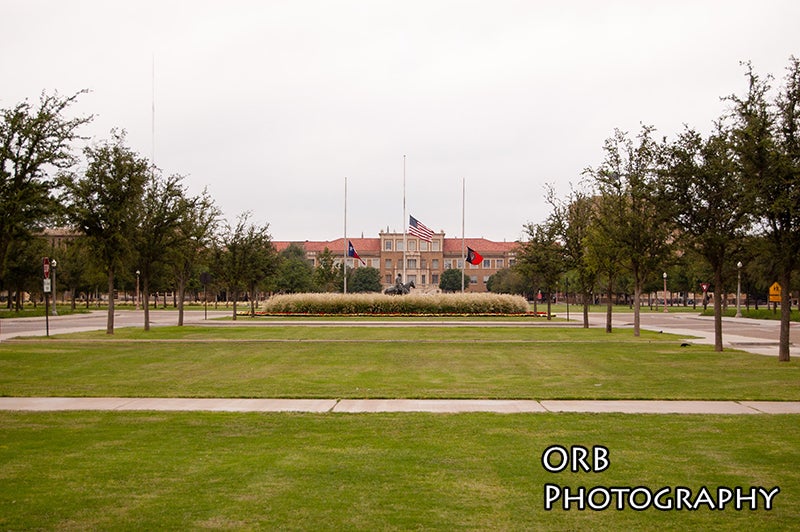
[{"xmin": 769, "ymin": 282, "xmax": 782, "ymax": 303}]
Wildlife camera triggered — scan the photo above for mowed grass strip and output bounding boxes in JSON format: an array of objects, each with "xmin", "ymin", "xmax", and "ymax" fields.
[
  {"xmin": 0, "ymin": 412, "xmax": 797, "ymax": 531},
  {"xmin": 1, "ymin": 327, "xmax": 798, "ymax": 400}
]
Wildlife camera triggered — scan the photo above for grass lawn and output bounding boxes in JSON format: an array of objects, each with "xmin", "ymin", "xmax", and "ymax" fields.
[
  {"xmin": 1, "ymin": 411, "xmax": 797, "ymax": 531},
  {"xmin": 1, "ymin": 326, "xmax": 798, "ymax": 400},
  {"xmin": 2, "ymin": 324, "xmax": 799, "ymax": 530}
]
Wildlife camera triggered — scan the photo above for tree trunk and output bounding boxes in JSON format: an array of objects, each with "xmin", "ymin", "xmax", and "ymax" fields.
[
  {"xmin": 177, "ymin": 275, "xmax": 186, "ymax": 327},
  {"xmin": 779, "ymin": 269, "xmax": 791, "ymax": 362},
  {"xmin": 633, "ymin": 282, "xmax": 642, "ymax": 337},
  {"xmin": 106, "ymin": 268, "xmax": 115, "ymax": 335},
  {"xmin": 605, "ymin": 280, "xmax": 613, "ymax": 334},
  {"xmin": 232, "ymin": 290, "xmax": 238, "ymax": 321},
  {"xmin": 143, "ymin": 277, "xmax": 150, "ymax": 332},
  {"xmin": 713, "ymin": 268, "xmax": 724, "ymax": 352},
  {"xmin": 582, "ymin": 290, "xmax": 589, "ymax": 329}
]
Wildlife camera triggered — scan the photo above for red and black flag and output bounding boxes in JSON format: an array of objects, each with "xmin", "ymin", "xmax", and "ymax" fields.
[{"xmin": 466, "ymin": 247, "xmax": 483, "ymax": 265}]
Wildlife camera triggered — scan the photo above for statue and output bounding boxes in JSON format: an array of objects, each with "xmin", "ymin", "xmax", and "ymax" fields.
[{"xmin": 384, "ymin": 276, "xmax": 415, "ymax": 295}]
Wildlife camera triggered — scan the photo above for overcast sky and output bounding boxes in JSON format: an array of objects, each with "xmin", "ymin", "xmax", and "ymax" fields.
[{"xmin": 3, "ymin": 1, "xmax": 798, "ymax": 242}]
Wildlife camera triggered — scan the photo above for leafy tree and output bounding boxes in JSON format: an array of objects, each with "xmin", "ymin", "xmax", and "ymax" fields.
[
  {"xmin": 728, "ymin": 58, "xmax": 800, "ymax": 361},
  {"xmin": 54, "ymin": 235, "xmax": 100, "ymax": 310},
  {"xmin": 313, "ymin": 247, "xmax": 340, "ymax": 292},
  {"xmin": 515, "ymin": 221, "xmax": 566, "ymax": 320},
  {"xmin": 586, "ymin": 126, "xmax": 673, "ymax": 336},
  {"xmin": 439, "ymin": 268, "xmax": 466, "ymax": 292},
  {"xmin": 213, "ymin": 213, "xmax": 276, "ymax": 319},
  {"xmin": 135, "ymin": 172, "xmax": 189, "ymax": 331},
  {"xmin": 545, "ymin": 184, "xmax": 597, "ymax": 327},
  {"xmin": 169, "ymin": 188, "xmax": 219, "ymax": 326},
  {"xmin": 349, "ymin": 266, "xmax": 382, "ymax": 293},
  {"xmin": 61, "ymin": 130, "xmax": 149, "ymax": 334},
  {"xmin": 0, "ymin": 90, "xmax": 91, "ymax": 283},
  {"xmin": 2, "ymin": 236, "xmax": 47, "ymax": 311},
  {"xmin": 583, "ymin": 193, "xmax": 625, "ymax": 333},
  {"xmin": 487, "ymin": 267, "xmax": 526, "ymax": 295},
  {"xmin": 275, "ymin": 243, "xmax": 315, "ymax": 294},
  {"xmin": 660, "ymin": 124, "xmax": 749, "ymax": 351}
]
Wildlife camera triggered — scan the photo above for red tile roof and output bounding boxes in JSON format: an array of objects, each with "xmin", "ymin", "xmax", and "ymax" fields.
[
  {"xmin": 274, "ymin": 237, "xmax": 518, "ymax": 255},
  {"xmin": 273, "ymin": 238, "xmax": 382, "ymax": 254}
]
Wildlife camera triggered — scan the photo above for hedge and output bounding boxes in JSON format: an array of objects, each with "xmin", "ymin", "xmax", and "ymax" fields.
[{"xmin": 260, "ymin": 292, "xmax": 530, "ymax": 315}]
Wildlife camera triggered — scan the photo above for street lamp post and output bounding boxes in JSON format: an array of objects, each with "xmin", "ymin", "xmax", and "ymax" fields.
[
  {"xmin": 663, "ymin": 272, "xmax": 668, "ymax": 313},
  {"xmin": 51, "ymin": 259, "xmax": 58, "ymax": 316},
  {"xmin": 735, "ymin": 261, "xmax": 743, "ymax": 318},
  {"xmin": 135, "ymin": 270, "xmax": 140, "ymax": 310}
]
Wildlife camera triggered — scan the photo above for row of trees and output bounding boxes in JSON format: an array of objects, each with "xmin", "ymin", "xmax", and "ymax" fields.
[
  {"xmin": 0, "ymin": 93, "xmax": 387, "ymax": 333},
  {"xmin": 495, "ymin": 58, "xmax": 799, "ymax": 361}
]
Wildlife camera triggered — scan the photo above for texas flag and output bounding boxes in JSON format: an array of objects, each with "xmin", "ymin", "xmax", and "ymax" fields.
[
  {"xmin": 348, "ymin": 240, "xmax": 366, "ymax": 265},
  {"xmin": 466, "ymin": 247, "xmax": 483, "ymax": 265}
]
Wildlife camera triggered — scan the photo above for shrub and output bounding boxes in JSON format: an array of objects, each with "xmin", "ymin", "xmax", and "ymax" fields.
[{"xmin": 261, "ymin": 292, "xmax": 530, "ymax": 315}]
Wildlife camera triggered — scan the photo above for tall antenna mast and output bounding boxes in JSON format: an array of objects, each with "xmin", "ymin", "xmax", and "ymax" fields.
[{"xmin": 151, "ymin": 53, "xmax": 156, "ymax": 170}]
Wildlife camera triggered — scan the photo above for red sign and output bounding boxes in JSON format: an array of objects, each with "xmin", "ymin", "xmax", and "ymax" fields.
[
  {"xmin": 43, "ymin": 257, "xmax": 50, "ymax": 279},
  {"xmin": 700, "ymin": 283, "xmax": 710, "ymax": 292}
]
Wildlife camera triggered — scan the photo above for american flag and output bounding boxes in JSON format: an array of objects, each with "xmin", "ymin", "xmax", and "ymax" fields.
[{"xmin": 408, "ymin": 215, "xmax": 434, "ymax": 242}]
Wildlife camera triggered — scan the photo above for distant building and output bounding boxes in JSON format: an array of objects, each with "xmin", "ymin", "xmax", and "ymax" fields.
[
  {"xmin": 273, "ymin": 232, "xmax": 518, "ymax": 292},
  {"xmin": 41, "ymin": 227, "xmax": 80, "ymax": 248}
]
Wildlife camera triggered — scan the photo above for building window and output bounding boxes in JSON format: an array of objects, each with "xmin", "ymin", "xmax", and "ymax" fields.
[
  {"xmin": 432, "ymin": 240, "xmax": 440, "ymax": 251},
  {"xmin": 432, "ymin": 274, "xmax": 439, "ymax": 284},
  {"xmin": 370, "ymin": 258, "xmax": 380, "ymax": 268},
  {"xmin": 470, "ymin": 275, "xmax": 478, "ymax": 283},
  {"xmin": 457, "ymin": 259, "xmax": 464, "ymax": 268},
  {"xmin": 444, "ymin": 260, "xmax": 452, "ymax": 269},
  {"xmin": 483, "ymin": 259, "xmax": 491, "ymax": 268},
  {"xmin": 422, "ymin": 275, "xmax": 427, "ymax": 285},
  {"xmin": 420, "ymin": 241, "xmax": 429, "ymax": 251},
  {"xmin": 509, "ymin": 259, "xmax": 516, "ymax": 267},
  {"xmin": 407, "ymin": 258, "xmax": 417, "ymax": 269},
  {"xmin": 421, "ymin": 258, "xmax": 426, "ymax": 269},
  {"xmin": 496, "ymin": 259, "xmax": 504, "ymax": 268},
  {"xmin": 385, "ymin": 259, "xmax": 392, "ymax": 269},
  {"xmin": 408, "ymin": 239, "xmax": 416, "ymax": 251},
  {"xmin": 432, "ymin": 259, "xmax": 439, "ymax": 270},
  {"xmin": 483, "ymin": 276, "xmax": 491, "ymax": 283},
  {"xmin": 408, "ymin": 275, "xmax": 417, "ymax": 284},
  {"xmin": 385, "ymin": 274, "xmax": 392, "ymax": 284},
  {"xmin": 385, "ymin": 240, "xmax": 392, "ymax": 251}
]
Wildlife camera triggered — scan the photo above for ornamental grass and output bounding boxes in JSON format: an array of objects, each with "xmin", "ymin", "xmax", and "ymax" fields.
[{"xmin": 261, "ymin": 292, "xmax": 530, "ymax": 315}]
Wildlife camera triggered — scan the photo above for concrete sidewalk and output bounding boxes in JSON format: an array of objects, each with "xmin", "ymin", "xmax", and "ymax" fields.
[{"xmin": 1, "ymin": 397, "xmax": 799, "ymax": 414}]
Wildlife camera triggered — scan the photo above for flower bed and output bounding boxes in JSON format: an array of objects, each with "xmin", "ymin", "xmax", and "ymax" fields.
[{"xmin": 258, "ymin": 292, "xmax": 531, "ymax": 316}]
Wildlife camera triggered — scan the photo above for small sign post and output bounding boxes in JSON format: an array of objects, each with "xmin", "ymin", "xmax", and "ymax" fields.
[
  {"xmin": 700, "ymin": 282, "xmax": 710, "ymax": 311},
  {"xmin": 43, "ymin": 257, "xmax": 51, "ymax": 337},
  {"xmin": 769, "ymin": 282, "xmax": 782, "ymax": 310}
]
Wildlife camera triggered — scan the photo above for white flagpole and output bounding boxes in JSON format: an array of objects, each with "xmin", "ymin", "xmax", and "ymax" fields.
[
  {"xmin": 402, "ymin": 155, "xmax": 407, "ymax": 284},
  {"xmin": 343, "ymin": 176, "xmax": 348, "ymax": 294},
  {"xmin": 461, "ymin": 177, "xmax": 466, "ymax": 293}
]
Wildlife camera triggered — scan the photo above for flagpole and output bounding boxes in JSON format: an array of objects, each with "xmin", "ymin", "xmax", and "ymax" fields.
[
  {"xmin": 461, "ymin": 177, "xmax": 466, "ymax": 293},
  {"xmin": 343, "ymin": 176, "xmax": 348, "ymax": 294},
  {"xmin": 402, "ymin": 155, "xmax": 407, "ymax": 284}
]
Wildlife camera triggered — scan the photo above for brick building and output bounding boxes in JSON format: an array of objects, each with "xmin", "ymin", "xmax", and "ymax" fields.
[{"xmin": 274, "ymin": 232, "xmax": 518, "ymax": 293}]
